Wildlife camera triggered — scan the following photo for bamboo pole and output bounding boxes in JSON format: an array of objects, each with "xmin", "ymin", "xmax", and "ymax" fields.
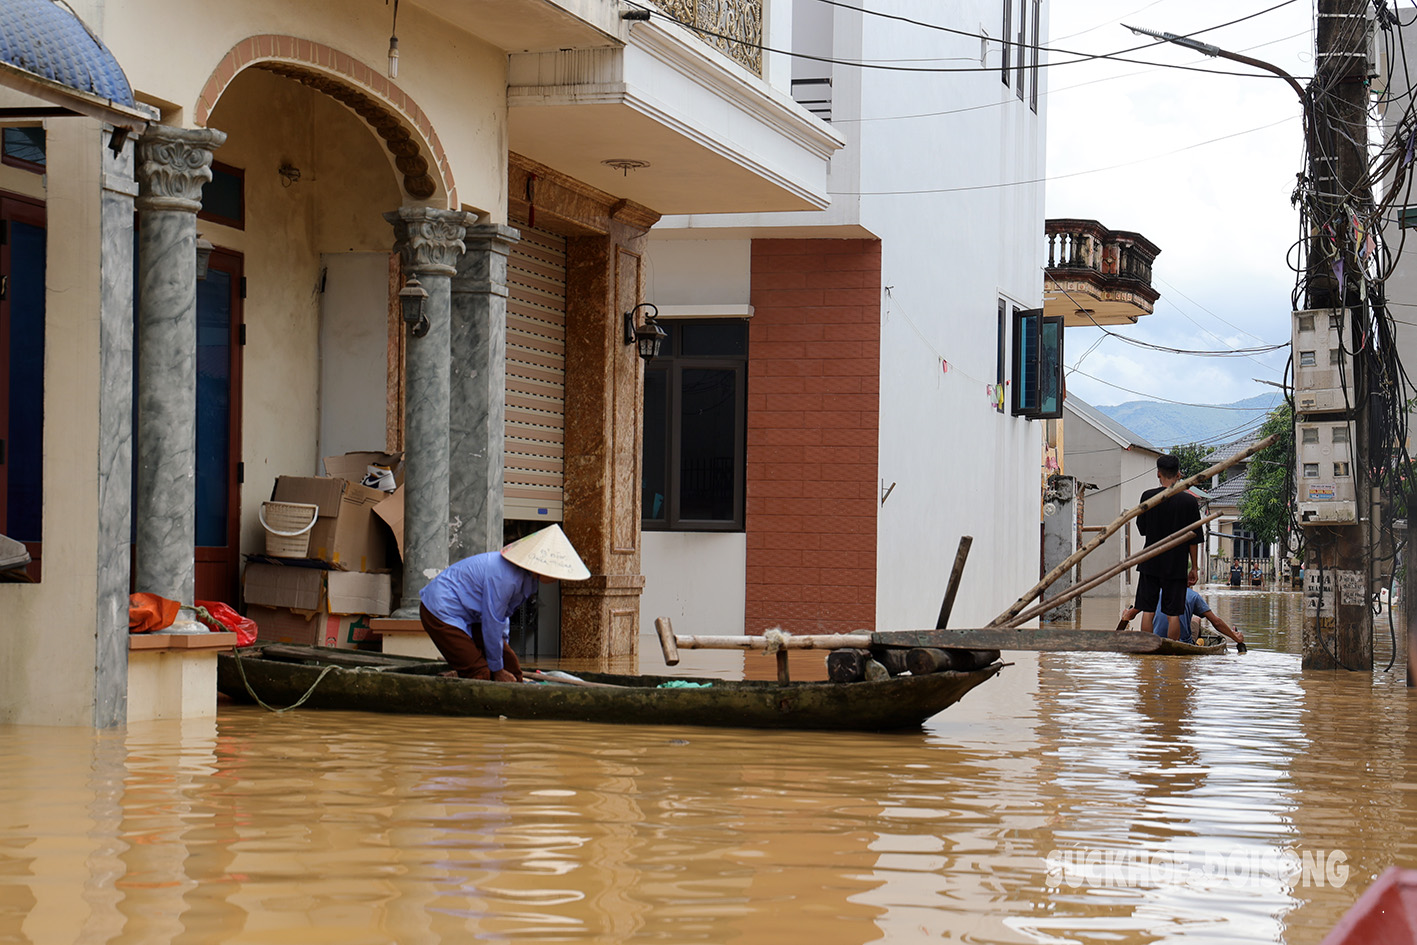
[
  {"xmin": 1002, "ymin": 511, "xmax": 1222, "ymax": 628},
  {"xmin": 987, "ymin": 434, "xmax": 1276, "ymax": 627},
  {"xmin": 936, "ymin": 536, "xmax": 973, "ymax": 629},
  {"xmin": 671, "ymin": 632, "xmax": 874, "ymax": 651},
  {"xmin": 655, "ymin": 617, "xmax": 681, "ymax": 666}
]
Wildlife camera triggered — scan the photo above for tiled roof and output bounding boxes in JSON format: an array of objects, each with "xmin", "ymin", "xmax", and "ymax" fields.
[
  {"xmin": 0, "ymin": 0, "xmax": 135, "ymax": 107},
  {"xmin": 1064, "ymin": 397, "xmax": 1159, "ymax": 452},
  {"xmin": 1206, "ymin": 434, "xmax": 1261, "ymax": 464}
]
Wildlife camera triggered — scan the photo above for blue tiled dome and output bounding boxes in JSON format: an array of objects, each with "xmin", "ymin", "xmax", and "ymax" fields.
[{"xmin": 0, "ymin": 0, "xmax": 135, "ymax": 107}]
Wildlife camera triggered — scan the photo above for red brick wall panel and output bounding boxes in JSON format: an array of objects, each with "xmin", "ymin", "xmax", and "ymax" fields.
[{"xmin": 745, "ymin": 239, "xmax": 881, "ymax": 634}]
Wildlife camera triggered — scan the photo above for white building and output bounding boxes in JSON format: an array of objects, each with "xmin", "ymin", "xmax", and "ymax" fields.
[{"xmin": 638, "ymin": 0, "xmax": 1051, "ymax": 641}]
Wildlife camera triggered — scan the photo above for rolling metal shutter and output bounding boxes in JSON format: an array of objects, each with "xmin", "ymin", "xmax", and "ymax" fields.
[{"xmin": 505, "ymin": 223, "xmax": 566, "ymax": 520}]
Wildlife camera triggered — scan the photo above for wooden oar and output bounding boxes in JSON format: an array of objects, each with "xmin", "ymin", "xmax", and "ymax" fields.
[
  {"xmin": 525, "ymin": 670, "xmax": 626, "ymax": 688},
  {"xmin": 1001, "ymin": 511, "xmax": 1222, "ymax": 629},
  {"xmin": 987, "ymin": 434, "xmax": 1276, "ymax": 628}
]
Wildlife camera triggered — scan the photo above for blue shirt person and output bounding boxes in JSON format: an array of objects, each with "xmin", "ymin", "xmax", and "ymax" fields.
[
  {"xmin": 1143, "ymin": 588, "xmax": 1247, "ymax": 652},
  {"xmin": 421, "ymin": 552, "xmax": 540, "ymax": 676},
  {"xmin": 418, "ymin": 524, "xmax": 590, "ymax": 681}
]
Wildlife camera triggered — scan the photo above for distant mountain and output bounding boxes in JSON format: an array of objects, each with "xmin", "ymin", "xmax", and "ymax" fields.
[{"xmin": 1094, "ymin": 392, "xmax": 1282, "ymax": 450}]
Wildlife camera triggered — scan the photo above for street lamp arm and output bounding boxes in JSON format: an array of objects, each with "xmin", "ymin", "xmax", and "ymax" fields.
[{"xmin": 1124, "ymin": 23, "xmax": 1307, "ymax": 103}]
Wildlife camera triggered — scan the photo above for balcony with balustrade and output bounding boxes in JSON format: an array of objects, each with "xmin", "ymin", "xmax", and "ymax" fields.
[{"xmin": 1043, "ymin": 219, "xmax": 1161, "ymax": 326}]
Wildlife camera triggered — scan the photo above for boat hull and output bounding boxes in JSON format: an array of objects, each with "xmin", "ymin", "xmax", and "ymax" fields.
[{"xmin": 218, "ymin": 646, "xmax": 1003, "ymax": 732}]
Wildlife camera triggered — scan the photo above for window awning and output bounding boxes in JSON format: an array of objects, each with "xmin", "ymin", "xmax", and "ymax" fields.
[{"xmin": 0, "ymin": 0, "xmax": 149, "ymax": 134}]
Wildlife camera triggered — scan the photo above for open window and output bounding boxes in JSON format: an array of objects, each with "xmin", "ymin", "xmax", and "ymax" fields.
[{"xmin": 1010, "ymin": 306, "xmax": 1063, "ymax": 419}]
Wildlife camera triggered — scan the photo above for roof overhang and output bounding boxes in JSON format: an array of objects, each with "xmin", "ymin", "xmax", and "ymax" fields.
[
  {"xmin": 508, "ymin": 21, "xmax": 842, "ymax": 215},
  {"xmin": 0, "ymin": 60, "xmax": 150, "ymax": 134},
  {"xmin": 420, "ymin": 0, "xmax": 621, "ymax": 51},
  {"xmin": 0, "ymin": 0, "xmax": 149, "ymax": 135}
]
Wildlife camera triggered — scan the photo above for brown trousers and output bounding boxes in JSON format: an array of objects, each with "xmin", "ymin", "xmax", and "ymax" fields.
[{"xmin": 419, "ymin": 603, "xmax": 524, "ymax": 680}]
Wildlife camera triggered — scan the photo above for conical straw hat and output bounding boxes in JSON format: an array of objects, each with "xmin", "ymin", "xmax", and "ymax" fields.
[{"xmin": 501, "ymin": 524, "xmax": 590, "ymax": 580}]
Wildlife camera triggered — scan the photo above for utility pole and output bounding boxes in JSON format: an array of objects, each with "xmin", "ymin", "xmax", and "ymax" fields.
[
  {"xmin": 1127, "ymin": 10, "xmax": 1377, "ymax": 669},
  {"xmin": 1300, "ymin": 0, "xmax": 1374, "ymax": 671}
]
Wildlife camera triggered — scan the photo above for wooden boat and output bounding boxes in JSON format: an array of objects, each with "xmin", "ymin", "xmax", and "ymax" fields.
[
  {"xmin": 1152, "ymin": 637, "xmax": 1227, "ymax": 655},
  {"xmin": 217, "ymin": 644, "xmax": 1004, "ymax": 732}
]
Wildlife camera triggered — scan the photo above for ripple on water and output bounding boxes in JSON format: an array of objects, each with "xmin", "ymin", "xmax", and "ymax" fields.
[{"xmin": 2, "ymin": 590, "xmax": 1415, "ymax": 943}]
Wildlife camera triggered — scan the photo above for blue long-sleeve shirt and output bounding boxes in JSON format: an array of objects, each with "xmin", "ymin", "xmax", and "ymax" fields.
[{"xmin": 419, "ymin": 552, "xmax": 538, "ymax": 672}]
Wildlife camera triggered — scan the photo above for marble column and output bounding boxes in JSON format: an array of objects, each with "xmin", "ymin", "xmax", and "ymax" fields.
[
  {"xmin": 385, "ymin": 207, "xmax": 479, "ymax": 615},
  {"xmin": 449, "ymin": 224, "xmax": 519, "ymax": 560},
  {"xmin": 133, "ymin": 125, "xmax": 226, "ymax": 610},
  {"xmin": 560, "ymin": 204, "xmax": 658, "ymax": 661},
  {"xmin": 95, "ymin": 132, "xmax": 139, "ymax": 726}
]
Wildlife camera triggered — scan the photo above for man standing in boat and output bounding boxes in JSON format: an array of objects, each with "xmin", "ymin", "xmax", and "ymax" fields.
[
  {"xmin": 419, "ymin": 525, "xmax": 590, "ymax": 681},
  {"xmin": 1118, "ymin": 454, "xmax": 1202, "ymax": 641}
]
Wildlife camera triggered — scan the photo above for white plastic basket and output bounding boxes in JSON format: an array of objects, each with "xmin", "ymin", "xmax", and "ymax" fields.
[{"xmin": 259, "ymin": 501, "xmax": 319, "ymax": 558}]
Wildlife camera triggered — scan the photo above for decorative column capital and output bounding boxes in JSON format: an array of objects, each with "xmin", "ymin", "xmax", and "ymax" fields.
[
  {"xmin": 135, "ymin": 125, "xmax": 228, "ymax": 213},
  {"xmin": 385, "ymin": 207, "xmax": 481, "ymax": 276}
]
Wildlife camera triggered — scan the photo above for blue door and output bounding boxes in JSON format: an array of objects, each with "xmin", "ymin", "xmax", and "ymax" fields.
[
  {"xmin": 194, "ymin": 248, "xmax": 243, "ymax": 604},
  {"xmin": 1, "ymin": 193, "xmax": 45, "ymax": 581}
]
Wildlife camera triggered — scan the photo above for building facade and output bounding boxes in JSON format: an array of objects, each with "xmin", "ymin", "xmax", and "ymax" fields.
[
  {"xmin": 637, "ymin": 0, "xmax": 1052, "ymax": 642},
  {"xmin": 0, "ymin": 0, "xmax": 841, "ymax": 725}
]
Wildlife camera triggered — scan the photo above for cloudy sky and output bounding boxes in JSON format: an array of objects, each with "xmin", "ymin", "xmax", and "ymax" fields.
[{"xmin": 1044, "ymin": 0, "xmax": 1317, "ymax": 413}]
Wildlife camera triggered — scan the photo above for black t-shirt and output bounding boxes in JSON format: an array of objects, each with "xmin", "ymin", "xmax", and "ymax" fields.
[{"xmin": 1136, "ymin": 486, "xmax": 1201, "ymax": 578}]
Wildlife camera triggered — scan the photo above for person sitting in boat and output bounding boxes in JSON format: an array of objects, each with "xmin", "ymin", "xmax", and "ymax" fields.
[
  {"xmin": 419, "ymin": 524, "xmax": 590, "ymax": 681},
  {"xmin": 1122, "ymin": 588, "xmax": 1247, "ymax": 653}
]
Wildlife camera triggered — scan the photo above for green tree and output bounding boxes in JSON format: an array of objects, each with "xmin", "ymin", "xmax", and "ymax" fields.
[
  {"xmin": 1166, "ymin": 442, "xmax": 1211, "ymax": 480},
  {"xmin": 1238, "ymin": 404, "xmax": 1295, "ymax": 550}
]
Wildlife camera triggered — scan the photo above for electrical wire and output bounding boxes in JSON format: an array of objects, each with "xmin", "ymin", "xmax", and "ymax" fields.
[{"xmin": 623, "ymin": 0, "xmax": 1315, "ymax": 79}]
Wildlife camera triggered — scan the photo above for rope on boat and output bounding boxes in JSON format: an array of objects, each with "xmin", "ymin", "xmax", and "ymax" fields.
[{"xmin": 232, "ymin": 648, "xmax": 338, "ymax": 713}]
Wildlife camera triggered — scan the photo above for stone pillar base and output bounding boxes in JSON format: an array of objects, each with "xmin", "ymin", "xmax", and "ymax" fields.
[
  {"xmin": 560, "ymin": 574, "xmax": 645, "ymax": 660},
  {"xmin": 127, "ymin": 632, "xmax": 237, "ymax": 721}
]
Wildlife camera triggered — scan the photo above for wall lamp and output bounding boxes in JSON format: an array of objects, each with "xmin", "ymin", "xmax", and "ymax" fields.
[
  {"xmin": 624, "ymin": 302, "xmax": 666, "ymax": 361},
  {"xmin": 196, "ymin": 236, "xmax": 213, "ymax": 281},
  {"xmin": 399, "ymin": 273, "xmax": 430, "ymax": 337}
]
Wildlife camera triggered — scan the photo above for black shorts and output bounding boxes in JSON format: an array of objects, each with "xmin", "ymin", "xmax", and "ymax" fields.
[{"xmin": 1134, "ymin": 571, "xmax": 1186, "ymax": 617}]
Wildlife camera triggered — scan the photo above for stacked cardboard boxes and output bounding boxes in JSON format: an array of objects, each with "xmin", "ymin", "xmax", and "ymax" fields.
[{"xmin": 245, "ymin": 451, "xmax": 403, "ymax": 648}]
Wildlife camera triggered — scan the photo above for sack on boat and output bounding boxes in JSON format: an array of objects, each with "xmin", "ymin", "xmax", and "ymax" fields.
[
  {"xmin": 129, "ymin": 593, "xmax": 180, "ymax": 633},
  {"xmin": 195, "ymin": 600, "xmax": 258, "ymax": 647}
]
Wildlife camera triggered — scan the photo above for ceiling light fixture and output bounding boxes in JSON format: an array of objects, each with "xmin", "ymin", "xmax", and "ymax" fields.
[{"xmin": 601, "ymin": 158, "xmax": 650, "ymax": 176}]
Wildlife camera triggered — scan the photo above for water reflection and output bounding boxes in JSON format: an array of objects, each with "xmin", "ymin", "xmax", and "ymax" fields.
[{"xmin": 0, "ymin": 585, "xmax": 1413, "ymax": 944}]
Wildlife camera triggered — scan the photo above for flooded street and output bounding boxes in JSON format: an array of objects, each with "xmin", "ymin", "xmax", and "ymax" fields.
[{"xmin": 4, "ymin": 587, "xmax": 1416, "ymax": 944}]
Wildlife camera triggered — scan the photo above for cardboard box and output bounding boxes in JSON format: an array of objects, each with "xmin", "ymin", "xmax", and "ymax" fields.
[
  {"xmin": 327, "ymin": 571, "xmax": 392, "ymax": 616},
  {"xmin": 270, "ymin": 475, "xmax": 391, "ymax": 572},
  {"xmin": 249, "ymin": 605, "xmax": 372, "ymax": 650},
  {"xmin": 321, "ymin": 612, "xmax": 374, "ymax": 647},
  {"xmin": 323, "ymin": 451, "xmax": 404, "ymax": 489},
  {"xmin": 250, "ymin": 605, "xmax": 322, "ymax": 646},
  {"xmin": 374, "ymin": 486, "xmax": 404, "ymax": 561},
  {"xmin": 243, "ymin": 562, "xmax": 325, "ymax": 611}
]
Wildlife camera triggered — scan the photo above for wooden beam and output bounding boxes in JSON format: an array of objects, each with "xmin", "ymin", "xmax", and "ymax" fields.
[
  {"xmin": 659, "ymin": 627, "xmax": 1169, "ymax": 655},
  {"xmin": 936, "ymin": 536, "xmax": 973, "ymax": 629},
  {"xmin": 1003, "ymin": 511, "xmax": 1223, "ymax": 628},
  {"xmin": 873, "ymin": 628, "xmax": 1167, "ymax": 653}
]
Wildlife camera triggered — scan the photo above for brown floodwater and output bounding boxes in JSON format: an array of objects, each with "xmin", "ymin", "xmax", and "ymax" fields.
[{"xmin": 3, "ymin": 586, "xmax": 1415, "ymax": 944}]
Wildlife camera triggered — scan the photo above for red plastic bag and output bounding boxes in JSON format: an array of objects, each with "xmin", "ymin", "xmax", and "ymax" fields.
[
  {"xmin": 129, "ymin": 593, "xmax": 180, "ymax": 633},
  {"xmin": 195, "ymin": 600, "xmax": 258, "ymax": 647}
]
